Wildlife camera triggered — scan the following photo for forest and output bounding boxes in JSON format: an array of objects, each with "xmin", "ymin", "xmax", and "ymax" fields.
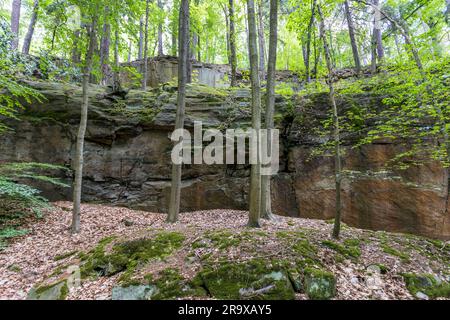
[{"xmin": 0, "ymin": 0, "xmax": 449, "ymax": 302}]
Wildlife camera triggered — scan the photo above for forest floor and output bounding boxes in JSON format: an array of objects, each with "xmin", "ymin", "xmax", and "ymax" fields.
[{"xmin": 0, "ymin": 202, "xmax": 449, "ymax": 300}]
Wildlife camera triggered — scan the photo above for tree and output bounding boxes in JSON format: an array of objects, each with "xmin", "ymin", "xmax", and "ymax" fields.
[
  {"xmin": 71, "ymin": 12, "xmax": 98, "ymax": 234},
  {"xmin": 139, "ymin": 16, "xmax": 144, "ymax": 59},
  {"xmin": 257, "ymin": 0, "xmax": 266, "ymax": 79},
  {"xmin": 100, "ymin": 6, "xmax": 111, "ymax": 85},
  {"xmin": 260, "ymin": 0, "xmax": 277, "ymax": 221},
  {"xmin": 142, "ymin": 0, "xmax": 150, "ymax": 90},
  {"xmin": 167, "ymin": 0, "xmax": 189, "ymax": 223},
  {"xmin": 343, "ymin": 0, "xmax": 361, "ymax": 73},
  {"xmin": 22, "ymin": 0, "xmax": 39, "ymax": 54},
  {"xmin": 228, "ymin": 0, "xmax": 237, "ymax": 87},
  {"xmin": 317, "ymin": 2, "xmax": 343, "ymax": 239},
  {"xmin": 157, "ymin": 0, "xmax": 164, "ymax": 56},
  {"xmin": 10, "ymin": 0, "xmax": 21, "ymax": 50},
  {"xmin": 247, "ymin": 0, "xmax": 262, "ymax": 228}
]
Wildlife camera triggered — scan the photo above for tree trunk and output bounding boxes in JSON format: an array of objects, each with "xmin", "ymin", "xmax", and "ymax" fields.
[
  {"xmin": 158, "ymin": 0, "xmax": 164, "ymax": 56},
  {"xmin": 229, "ymin": 0, "xmax": 238, "ymax": 87},
  {"xmin": 138, "ymin": 16, "xmax": 144, "ymax": 60},
  {"xmin": 128, "ymin": 40, "xmax": 132, "ymax": 62},
  {"xmin": 72, "ymin": 30, "xmax": 81, "ymax": 64},
  {"xmin": 247, "ymin": 0, "xmax": 262, "ymax": 228},
  {"xmin": 10, "ymin": 0, "xmax": 21, "ymax": 50},
  {"xmin": 113, "ymin": 27, "xmax": 120, "ymax": 92},
  {"xmin": 71, "ymin": 16, "xmax": 98, "ymax": 234},
  {"xmin": 167, "ymin": 0, "xmax": 189, "ymax": 223},
  {"xmin": 343, "ymin": 0, "xmax": 360, "ymax": 73},
  {"xmin": 257, "ymin": 0, "xmax": 266, "ymax": 80},
  {"xmin": 22, "ymin": 0, "xmax": 39, "ymax": 54},
  {"xmin": 317, "ymin": 4, "xmax": 342, "ymax": 239},
  {"xmin": 372, "ymin": 0, "xmax": 384, "ymax": 61},
  {"xmin": 304, "ymin": 0, "xmax": 316, "ymax": 83},
  {"xmin": 142, "ymin": 0, "xmax": 150, "ymax": 90},
  {"xmin": 261, "ymin": 0, "xmax": 277, "ymax": 221},
  {"xmin": 100, "ymin": 6, "xmax": 111, "ymax": 85}
]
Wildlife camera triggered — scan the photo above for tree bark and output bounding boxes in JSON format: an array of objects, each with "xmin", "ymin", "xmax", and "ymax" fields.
[
  {"xmin": 343, "ymin": 0, "xmax": 361, "ymax": 73},
  {"xmin": 304, "ymin": 0, "xmax": 316, "ymax": 82},
  {"xmin": 167, "ymin": 0, "xmax": 190, "ymax": 223},
  {"xmin": 10, "ymin": 0, "xmax": 21, "ymax": 50},
  {"xmin": 72, "ymin": 15, "xmax": 98, "ymax": 234},
  {"xmin": 257, "ymin": 0, "xmax": 266, "ymax": 80},
  {"xmin": 317, "ymin": 4, "xmax": 342, "ymax": 239},
  {"xmin": 158, "ymin": 0, "xmax": 164, "ymax": 56},
  {"xmin": 139, "ymin": 16, "xmax": 144, "ymax": 60},
  {"xmin": 261, "ymin": 0, "xmax": 278, "ymax": 221},
  {"xmin": 247, "ymin": 0, "xmax": 262, "ymax": 228},
  {"xmin": 142, "ymin": 0, "xmax": 150, "ymax": 90},
  {"xmin": 229, "ymin": 0, "xmax": 238, "ymax": 87},
  {"xmin": 113, "ymin": 27, "xmax": 120, "ymax": 92},
  {"xmin": 100, "ymin": 6, "xmax": 111, "ymax": 85},
  {"xmin": 372, "ymin": 0, "xmax": 384, "ymax": 61},
  {"xmin": 22, "ymin": 0, "xmax": 39, "ymax": 54}
]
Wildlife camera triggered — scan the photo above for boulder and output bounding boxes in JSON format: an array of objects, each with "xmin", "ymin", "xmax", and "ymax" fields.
[
  {"xmin": 27, "ymin": 280, "xmax": 68, "ymax": 300},
  {"xmin": 304, "ymin": 268, "xmax": 337, "ymax": 300},
  {"xmin": 111, "ymin": 285, "xmax": 157, "ymax": 300}
]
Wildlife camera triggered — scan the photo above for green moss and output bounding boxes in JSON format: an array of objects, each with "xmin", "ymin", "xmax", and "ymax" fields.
[
  {"xmin": 403, "ymin": 273, "xmax": 450, "ymax": 299},
  {"xmin": 381, "ymin": 243, "xmax": 410, "ymax": 262},
  {"xmin": 304, "ymin": 267, "xmax": 337, "ymax": 300},
  {"xmin": 80, "ymin": 232, "xmax": 185, "ymax": 280},
  {"xmin": 148, "ymin": 268, "xmax": 207, "ymax": 300},
  {"xmin": 322, "ymin": 240, "xmax": 361, "ymax": 259},
  {"xmin": 196, "ymin": 259, "xmax": 295, "ymax": 300},
  {"xmin": 204, "ymin": 230, "xmax": 243, "ymax": 250},
  {"xmin": 32, "ymin": 280, "xmax": 68, "ymax": 300}
]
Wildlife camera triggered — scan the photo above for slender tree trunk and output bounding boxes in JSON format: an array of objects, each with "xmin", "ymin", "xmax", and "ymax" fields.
[
  {"xmin": 167, "ymin": 0, "xmax": 190, "ymax": 223},
  {"xmin": 100, "ymin": 6, "xmax": 111, "ymax": 85},
  {"xmin": 22, "ymin": 0, "xmax": 39, "ymax": 54},
  {"xmin": 158, "ymin": 0, "xmax": 164, "ymax": 56},
  {"xmin": 113, "ymin": 27, "xmax": 120, "ymax": 91},
  {"xmin": 142, "ymin": 0, "xmax": 150, "ymax": 90},
  {"xmin": 139, "ymin": 16, "xmax": 144, "ymax": 60},
  {"xmin": 224, "ymin": 5, "xmax": 231, "ymax": 63},
  {"xmin": 261, "ymin": 0, "xmax": 278, "ymax": 221},
  {"xmin": 171, "ymin": 0, "xmax": 179, "ymax": 56},
  {"xmin": 257, "ymin": 0, "xmax": 266, "ymax": 80},
  {"xmin": 343, "ymin": 0, "xmax": 361, "ymax": 73},
  {"xmin": 128, "ymin": 40, "xmax": 132, "ymax": 62},
  {"xmin": 72, "ymin": 30, "xmax": 81, "ymax": 64},
  {"xmin": 247, "ymin": 0, "xmax": 262, "ymax": 228},
  {"xmin": 229, "ymin": 0, "xmax": 238, "ymax": 87},
  {"xmin": 304, "ymin": 0, "xmax": 316, "ymax": 83},
  {"xmin": 370, "ymin": 29, "xmax": 377, "ymax": 73},
  {"xmin": 317, "ymin": 4, "xmax": 342, "ymax": 239},
  {"xmin": 71, "ymin": 16, "xmax": 98, "ymax": 234},
  {"xmin": 10, "ymin": 0, "xmax": 21, "ymax": 50},
  {"xmin": 372, "ymin": 0, "xmax": 384, "ymax": 61}
]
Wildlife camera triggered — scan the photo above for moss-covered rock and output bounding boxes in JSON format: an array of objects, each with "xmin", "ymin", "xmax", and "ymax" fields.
[
  {"xmin": 111, "ymin": 285, "xmax": 158, "ymax": 300},
  {"xmin": 27, "ymin": 280, "xmax": 68, "ymax": 300},
  {"xmin": 304, "ymin": 267, "xmax": 336, "ymax": 300},
  {"xmin": 196, "ymin": 259, "xmax": 295, "ymax": 300},
  {"xmin": 403, "ymin": 273, "xmax": 450, "ymax": 299},
  {"xmin": 81, "ymin": 232, "xmax": 185, "ymax": 279},
  {"xmin": 322, "ymin": 239, "xmax": 361, "ymax": 260}
]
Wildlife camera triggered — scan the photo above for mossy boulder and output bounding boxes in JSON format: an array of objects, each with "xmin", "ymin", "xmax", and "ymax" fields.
[
  {"xmin": 403, "ymin": 273, "xmax": 450, "ymax": 299},
  {"xmin": 146, "ymin": 268, "xmax": 207, "ymax": 300},
  {"xmin": 27, "ymin": 280, "xmax": 69, "ymax": 300},
  {"xmin": 81, "ymin": 232, "xmax": 185, "ymax": 279},
  {"xmin": 111, "ymin": 285, "xmax": 158, "ymax": 300},
  {"xmin": 197, "ymin": 259, "xmax": 295, "ymax": 300},
  {"xmin": 304, "ymin": 267, "xmax": 337, "ymax": 300}
]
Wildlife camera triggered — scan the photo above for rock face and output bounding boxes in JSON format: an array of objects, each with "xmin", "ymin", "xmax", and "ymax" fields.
[{"xmin": 1, "ymin": 81, "xmax": 449, "ymax": 239}]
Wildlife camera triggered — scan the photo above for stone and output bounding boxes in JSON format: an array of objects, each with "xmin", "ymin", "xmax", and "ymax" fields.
[
  {"xmin": 415, "ymin": 292, "xmax": 429, "ymax": 300},
  {"xmin": 27, "ymin": 280, "xmax": 68, "ymax": 300},
  {"xmin": 111, "ymin": 285, "xmax": 158, "ymax": 300},
  {"xmin": 304, "ymin": 268, "xmax": 337, "ymax": 300}
]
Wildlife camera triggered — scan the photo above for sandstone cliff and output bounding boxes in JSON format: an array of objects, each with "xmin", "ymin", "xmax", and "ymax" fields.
[{"xmin": 0, "ymin": 80, "xmax": 448, "ymax": 239}]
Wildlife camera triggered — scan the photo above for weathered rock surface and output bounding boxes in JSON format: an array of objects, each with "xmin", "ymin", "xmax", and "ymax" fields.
[{"xmin": 1, "ymin": 80, "xmax": 449, "ymax": 239}]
